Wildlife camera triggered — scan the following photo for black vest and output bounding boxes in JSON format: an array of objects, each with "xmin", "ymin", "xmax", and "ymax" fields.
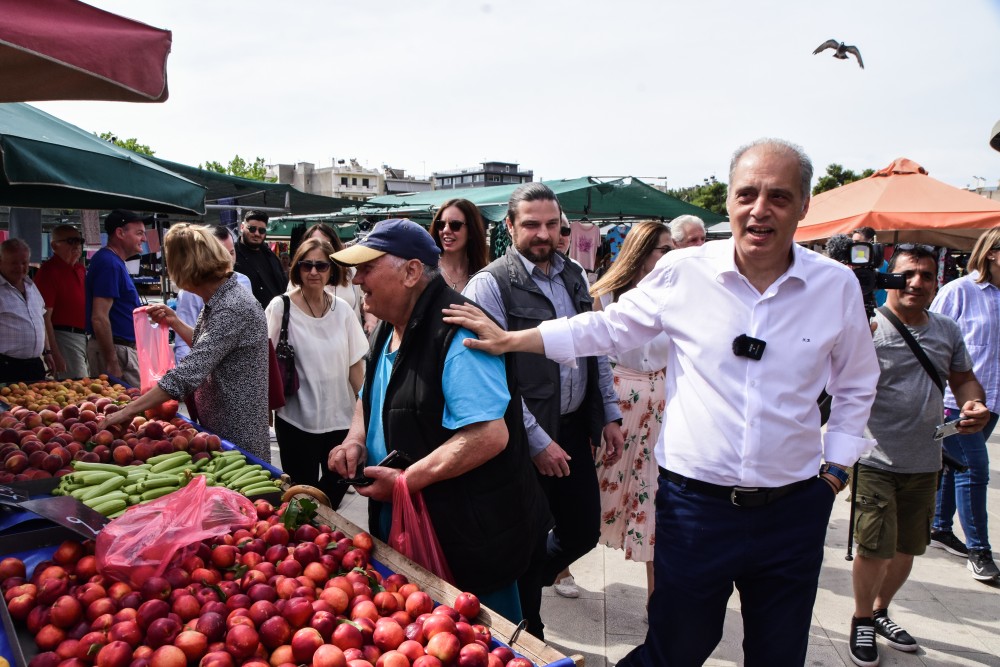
[
  {"xmin": 361, "ymin": 276, "xmax": 550, "ymax": 593},
  {"xmin": 483, "ymin": 252, "xmax": 606, "ymax": 448}
]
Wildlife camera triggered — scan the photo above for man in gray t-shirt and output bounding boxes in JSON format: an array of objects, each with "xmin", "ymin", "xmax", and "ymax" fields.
[{"xmin": 848, "ymin": 246, "xmax": 990, "ymax": 666}]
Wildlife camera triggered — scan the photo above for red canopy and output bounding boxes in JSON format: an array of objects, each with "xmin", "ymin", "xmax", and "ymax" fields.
[
  {"xmin": 0, "ymin": 0, "xmax": 171, "ymax": 103},
  {"xmin": 794, "ymin": 158, "xmax": 1000, "ymax": 251}
]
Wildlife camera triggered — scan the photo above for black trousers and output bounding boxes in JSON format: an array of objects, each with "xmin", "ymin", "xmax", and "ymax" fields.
[
  {"xmin": 517, "ymin": 409, "xmax": 602, "ymax": 639},
  {"xmin": 273, "ymin": 415, "xmax": 349, "ymax": 510},
  {"xmin": 0, "ymin": 354, "xmax": 45, "ymax": 385}
]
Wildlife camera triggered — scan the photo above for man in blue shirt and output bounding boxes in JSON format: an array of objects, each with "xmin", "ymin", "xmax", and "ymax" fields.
[
  {"xmin": 328, "ymin": 219, "xmax": 549, "ymax": 623},
  {"xmin": 86, "ymin": 210, "xmax": 146, "ymax": 386}
]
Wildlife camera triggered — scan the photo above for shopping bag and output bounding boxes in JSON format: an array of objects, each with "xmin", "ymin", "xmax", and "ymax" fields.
[
  {"xmin": 388, "ymin": 473, "xmax": 454, "ymax": 583},
  {"xmin": 95, "ymin": 476, "xmax": 256, "ymax": 587},
  {"xmin": 132, "ymin": 305, "xmax": 175, "ymax": 392}
]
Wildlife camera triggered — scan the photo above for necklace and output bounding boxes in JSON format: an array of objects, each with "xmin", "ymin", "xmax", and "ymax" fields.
[
  {"xmin": 440, "ymin": 265, "xmax": 468, "ymax": 290},
  {"xmin": 302, "ymin": 291, "xmax": 328, "ymax": 318}
]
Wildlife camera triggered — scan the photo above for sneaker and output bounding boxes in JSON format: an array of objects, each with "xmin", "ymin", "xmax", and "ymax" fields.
[
  {"xmin": 552, "ymin": 575, "xmax": 580, "ymax": 598},
  {"xmin": 872, "ymin": 609, "xmax": 917, "ymax": 652},
  {"xmin": 967, "ymin": 549, "xmax": 1000, "ymax": 581},
  {"xmin": 930, "ymin": 530, "xmax": 969, "ymax": 557},
  {"xmin": 849, "ymin": 617, "xmax": 879, "ymax": 667}
]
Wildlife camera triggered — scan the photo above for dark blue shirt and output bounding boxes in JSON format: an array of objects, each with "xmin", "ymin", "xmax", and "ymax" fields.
[{"xmin": 85, "ymin": 247, "xmax": 141, "ymax": 340}]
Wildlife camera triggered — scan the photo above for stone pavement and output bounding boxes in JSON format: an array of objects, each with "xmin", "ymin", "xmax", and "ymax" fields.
[{"xmin": 273, "ymin": 431, "xmax": 1000, "ymax": 666}]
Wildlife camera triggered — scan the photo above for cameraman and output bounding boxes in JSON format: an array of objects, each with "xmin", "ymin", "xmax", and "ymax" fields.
[{"xmin": 851, "ymin": 227, "xmax": 889, "ymax": 306}]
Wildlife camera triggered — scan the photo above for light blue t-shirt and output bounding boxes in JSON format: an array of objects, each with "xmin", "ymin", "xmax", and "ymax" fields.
[{"xmin": 366, "ymin": 327, "xmax": 510, "ymax": 464}]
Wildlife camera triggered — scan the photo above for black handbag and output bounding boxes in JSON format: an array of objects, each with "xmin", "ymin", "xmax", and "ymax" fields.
[{"xmin": 274, "ymin": 295, "xmax": 299, "ymax": 397}]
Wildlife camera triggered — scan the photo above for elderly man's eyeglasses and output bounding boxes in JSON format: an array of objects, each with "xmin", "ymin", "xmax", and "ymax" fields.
[
  {"xmin": 246, "ymin": 225, "xmax": 267, "ymax": 234},
  {"xmin": 559, "ymin": 227, "xmax": 572, "ymax": 237},
  {"xmin": 55, "ymin": 238, "xmax": 84, "ymax": 246},
  {"xmin": 435, "ymin": 220, "xmax": 466, "ymax": 232},
  {"xmin": 299, "ymin": 260, "xmax": 331, "ymax": 273}
]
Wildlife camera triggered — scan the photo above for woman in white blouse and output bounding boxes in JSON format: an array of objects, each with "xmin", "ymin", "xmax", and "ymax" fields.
[{"xmin": 265, "ymin": 238, "xmax": 368, "ymax": 508}]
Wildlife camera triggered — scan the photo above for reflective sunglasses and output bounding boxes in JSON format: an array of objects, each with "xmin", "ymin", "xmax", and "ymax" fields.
[
  {"xmin": 298, "ymin": 260, "xmax": 331, "ymax": 273},
  {"xmin": 893, "ymin": 243, "xmax": 936, "ymax": 255},
  {"xmin": 435, "ymin": 219, "xmax": 466, "ymax": 232},
  {"xmin": 560, "ymin": 227, "xmax": 572, "ymax": 237},
  {"xmin": 246, "ymin": 225, "xmax": 267, "ymax": 234},
  {"xmin": 55, "ymin": 238, "xmax": 84, "ymax": 246}
]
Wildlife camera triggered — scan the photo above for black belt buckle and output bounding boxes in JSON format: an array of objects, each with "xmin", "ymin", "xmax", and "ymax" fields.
[{"xmin": 730, "ymin": 486, "xmax": 762, "ymax": 507}]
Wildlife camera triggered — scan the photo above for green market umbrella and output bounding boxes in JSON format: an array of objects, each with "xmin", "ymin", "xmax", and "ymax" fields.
[{"xmin": 0, "ymin": 103, "xmax": 205, "ymax": 214}]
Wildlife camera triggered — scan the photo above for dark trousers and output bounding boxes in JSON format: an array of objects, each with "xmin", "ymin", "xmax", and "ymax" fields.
[
  {"xmin": 618, "ymin": 471, "xmax": 835, "ymax": 667},
  {"xmin": 517, "ymin": 410, "xmax": 601, "ymax": 639},
  {"xmin": 273, "ymin": 416, "xmax": 349, "ymax": 510},
  {"xmin": 0, "ymin": 354, "xmax": 45, "ymax": 385}
]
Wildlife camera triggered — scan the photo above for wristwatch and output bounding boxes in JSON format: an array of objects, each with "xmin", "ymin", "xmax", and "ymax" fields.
[{"xmin": 819, "ymin": 463, "xmax": 850, "ymax": 489}]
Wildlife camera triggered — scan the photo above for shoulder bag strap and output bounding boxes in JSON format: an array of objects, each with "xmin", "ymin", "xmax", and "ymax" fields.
[
  {"xmin": 877, "ymin": 306, "xmax": 944, "ymax": 394},
  {"xmin": 280, "ymin": 294, "xmax": 291, "ymax": 346}
]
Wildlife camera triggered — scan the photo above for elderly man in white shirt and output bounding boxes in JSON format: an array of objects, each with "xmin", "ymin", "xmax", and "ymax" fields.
[
  {"xmin": 0, "ymin": 238, "xmax": 51, "ymax": 383},
  {"xmin": 444, "ymin": 138, "xmax": 880, "ymax": 667}
]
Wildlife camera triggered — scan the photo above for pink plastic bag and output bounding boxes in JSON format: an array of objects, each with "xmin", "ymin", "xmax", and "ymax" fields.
[
  {"xmin": 388, "ymin": 473, "xmax": 454, "ymax": 583},
  {"xmin": 133, "ymin": 305, "xmax": 175, "ymax": 392},
  {"xmin": 96, "ymin": 476, "xmax": 257, "ymax": 587}
]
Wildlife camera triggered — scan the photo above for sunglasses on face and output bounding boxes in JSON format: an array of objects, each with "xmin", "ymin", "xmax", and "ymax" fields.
[
  {"xmin": 435, "ymin": 220, "xmax": 466, "ymax": 232},
  {"xmin": 55, "ymin": 238, "xmax": 84, "ymax": 246},
  {"xmin": 893, "ymin": 243, "xmax": 936, "ymax": 255},
  {"xmin": 246, "ymin": 225, "xmax": 267, "ymax": 234},
  {"xmin": 299, "ymin": 260, "xmax": 331, "ymax": 273},
  {"xmin": 560, "ymin": 227, "xmax": 572, "ymax": 237}
]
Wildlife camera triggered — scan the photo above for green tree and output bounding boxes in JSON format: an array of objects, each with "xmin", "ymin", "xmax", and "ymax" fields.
[
  {"xmin": 812, "ymin": 163, "xmax": 875, "ymax": 195},
  {"xmin": 199, "ymin": 155, "xmax": 274, "ymax": 182},
  {"xmin": 668, "ymin": 176, "xmax": 728, "ymax": 216},
  {"xmin": 99, "ymin": 132, "xmax": 154, "ymax": 156}
]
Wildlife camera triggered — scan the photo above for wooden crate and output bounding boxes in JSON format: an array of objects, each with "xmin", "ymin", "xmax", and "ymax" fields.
[{"xmin": 307, "ymin": 500, "xmax": 584, "ymax": 667}]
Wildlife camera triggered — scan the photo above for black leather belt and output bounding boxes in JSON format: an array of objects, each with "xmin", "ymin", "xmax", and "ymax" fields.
[
  {"xmin": 659, "ymin": 467, "xmax": 813, "ymax": 508},
  {"xmin": 54, "ymin": 325, "xmax": 87, "ymax": 335},
  {"xmin": 112, "ymin": 337, "xmax": 136, "ymax": 349}
]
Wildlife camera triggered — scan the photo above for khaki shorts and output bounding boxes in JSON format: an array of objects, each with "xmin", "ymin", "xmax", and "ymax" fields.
[{"xmin": 853, "ymin": 465, "xmax": 938, "ymax": 559}]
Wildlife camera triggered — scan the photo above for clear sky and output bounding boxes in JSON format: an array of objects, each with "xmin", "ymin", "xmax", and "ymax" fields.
[{"xmin": 35, "ymin": 0, "xmax": 1000, "ymax": 191}]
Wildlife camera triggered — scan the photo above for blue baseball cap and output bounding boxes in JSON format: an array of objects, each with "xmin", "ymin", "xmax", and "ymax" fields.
[{"xmin": 330, "ymin": 218, "xmax": 441, "ymax": 267}]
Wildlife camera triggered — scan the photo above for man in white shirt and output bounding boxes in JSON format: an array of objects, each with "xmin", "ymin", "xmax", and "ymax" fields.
[
  {"xmin": 445, "ymin": 138, "xmax": 880, "ymax": 666},
  {"xmin": 0, "ymin": 238, "xmax": 51, "ymax": 383}
]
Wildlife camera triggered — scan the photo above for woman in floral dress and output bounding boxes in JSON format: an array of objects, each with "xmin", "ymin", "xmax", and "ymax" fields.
[{"xmin": 590, "ymin": 220, "xmax": 671, "ymax": 602}]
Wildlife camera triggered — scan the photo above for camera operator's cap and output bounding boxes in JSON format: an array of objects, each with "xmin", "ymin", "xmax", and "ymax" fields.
[
  {"xmin": 330, "ymin": 218, "xmax": 441, "ymax": 267},
  {"xmin": 104, "ymin": 209, "xmax": 149, "ymax": 235}
]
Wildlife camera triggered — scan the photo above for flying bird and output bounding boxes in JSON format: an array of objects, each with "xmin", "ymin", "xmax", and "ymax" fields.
[{"xmin": 813, "ymin": 39, "xmax": 864, "ymax": 69}]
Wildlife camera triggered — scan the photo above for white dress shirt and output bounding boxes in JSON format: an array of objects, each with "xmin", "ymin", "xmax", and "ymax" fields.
[
  {"xmin": 539, "ymin": 239, "xmax": 879, "ymax": 488},
  {"xmin": 0, "ymin": 274, "xmax": 46, "ymax": 358}
]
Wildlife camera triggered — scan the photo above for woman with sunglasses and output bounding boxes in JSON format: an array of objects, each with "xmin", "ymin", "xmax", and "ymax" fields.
[
  {"xmin": 589, "ymin": 220, "xmax": 671, "ymax": 605},
  {"xmin": 290, "ymin": 222, "xmax": 364, "ymax": 323},
  {"xmin": 264, "ymin": 238, "xmax": 368, "ymax": 508},
  {"xmin": 430, "ymin": 199, "xmax": 489, "ymax": 292},
  {"xmin": 928, "ymin": 229, "xmax": 1000, "ymax": 580}
]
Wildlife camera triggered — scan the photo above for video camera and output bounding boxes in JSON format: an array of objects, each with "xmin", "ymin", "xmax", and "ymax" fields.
[{"xmin": 825, "ymin": 235, "xmax": 907, "ymax": 319}]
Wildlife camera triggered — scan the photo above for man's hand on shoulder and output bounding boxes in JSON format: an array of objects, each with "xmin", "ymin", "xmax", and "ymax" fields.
[{"xmin": 532, "ymin": 441, "xmax": 571, "ymax": 477}]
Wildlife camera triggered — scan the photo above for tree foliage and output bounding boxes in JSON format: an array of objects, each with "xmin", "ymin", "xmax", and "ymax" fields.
[
  {"xmin": 667, "ymin": 176, "xmax": 728, "ymax": 216},
  {"xmin": 200, "ymin": 155, "xmax": 274, "ymax": 182},
  {"xmin": 812, "ymin": 163, "xmax": 875, "ymax": 196},
  {"xmin": 99, "ymin": 132, "xmax": 154, "ymax": 156}
]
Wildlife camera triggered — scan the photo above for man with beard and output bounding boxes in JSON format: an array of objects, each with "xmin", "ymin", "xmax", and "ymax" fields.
[
  {"xmin": 234, "ymin": 210, "xmax": 286, "ymax": 309},
  {"xmin": 464, "ymin": 182, "xmax": 624, "ymax": 639}
]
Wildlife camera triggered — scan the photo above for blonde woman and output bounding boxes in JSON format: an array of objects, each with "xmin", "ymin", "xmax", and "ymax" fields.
[
  {"xmin": 102, "ymin": 224, "xmax": 270, "ymax": 460},
  {"xmin": 590, "ymin": 220, "xmax": 671, "ymax": 601}
]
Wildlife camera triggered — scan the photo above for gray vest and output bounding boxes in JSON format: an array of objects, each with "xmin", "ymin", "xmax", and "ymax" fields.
[{"xmin": 483, "ymin": 252, "xmax": 605, "ymax": 447}]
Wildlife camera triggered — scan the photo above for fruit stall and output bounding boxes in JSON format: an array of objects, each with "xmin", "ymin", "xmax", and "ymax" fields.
[{"xmin": 0, "ymin": 378, "xmax": 581, "ymax": 667}]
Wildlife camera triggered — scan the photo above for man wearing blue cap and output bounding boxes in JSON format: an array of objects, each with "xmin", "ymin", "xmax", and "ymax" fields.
[{"xmin": 327, "ymin": 219, "xmax": 549, "ymax": 622}]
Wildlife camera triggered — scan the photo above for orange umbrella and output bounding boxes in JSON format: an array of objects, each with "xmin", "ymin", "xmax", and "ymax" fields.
[
  {"xmin": 0, "ymin": 0, "xmax": 171, "ymax": 103},
  {"xmin": 794, "ymin": 158, "xmax": 1000, "ymax": 251}
]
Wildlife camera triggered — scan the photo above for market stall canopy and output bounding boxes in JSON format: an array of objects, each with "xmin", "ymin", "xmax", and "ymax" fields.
[
  {"xmin": 0, "ymin": 103, "xmax": 205, "ymax": 214},
  {"xmin": 793, "ymin": 158, "xmax": 1000, "ymax": 251},
  {"xmin": 362, "ymin": 176, "xmax": 727, "ymax": 223},
  {"xmin": 0, "ymin": 0, "xmax": 171, "ymax": 103},
  {"xmin": 146, "ymin": 156, "xmax": 356, "ymax": 224}
]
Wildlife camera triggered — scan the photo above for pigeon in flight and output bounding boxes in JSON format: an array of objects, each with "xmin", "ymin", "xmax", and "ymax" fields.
[{"xmin": 813, "ymin": 39, "xmax": 864, "ymax": 69}]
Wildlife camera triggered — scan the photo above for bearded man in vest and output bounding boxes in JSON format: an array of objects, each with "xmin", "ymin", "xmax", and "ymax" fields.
[{"xmin": 327, "ymin": 218, "xmax": 549, "ymax": 623}]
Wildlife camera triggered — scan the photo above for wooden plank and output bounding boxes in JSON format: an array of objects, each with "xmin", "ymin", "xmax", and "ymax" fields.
[{"xmin": 308, "ymin": 500, "xmax": 584, "ymax": 667}]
